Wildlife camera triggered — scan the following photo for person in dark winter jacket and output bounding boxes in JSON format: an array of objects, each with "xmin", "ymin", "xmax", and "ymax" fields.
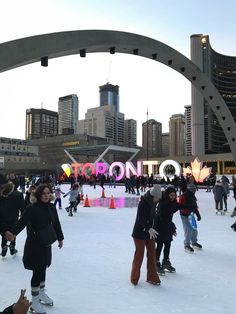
[
  {"xmin": 0, "ymin": 183, "xmax": 25, "ymax": 257},
  {"xmin": 154, "ymin": 186, "xmax": 179, "ymax": 275},
  {"xmin": 130, "ymin": 184, "xmax": 162, "ymax": 286},
  {"xmin": 213, "ymin": 180, "xmax": 226, "ymax": 214},
  {"xmin": 0, "ymin": 289, "xmax": 31, "ymax": 314},
  {"xmin": 178, "ymin": 183, "xmax": 202, "ymax": 253},
  {"xmin": 6, "ymin": 184, "xmax": 64, "ymax": 314}
]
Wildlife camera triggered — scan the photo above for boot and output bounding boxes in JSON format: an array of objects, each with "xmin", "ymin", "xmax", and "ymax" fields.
[
  {"xmin": 30, "ymin": 295, "xmax": 46, "ymax": 314},
  {"xmin": 156, "ymin": 261, "xmax": 165, "ymax": 276},
  {"xmin": 162, "ymin": 259, "xmax": 176, "ymax": 273},
  {"xmin": 9, "ymin": 245, "xmax": 17, "ymax": 255},
  {"xmin": 1, "ymin": 246, "xmax": 8, "ymax": 257},
  {"xmin": 39, "ymin": 288, "xmax": 53, "ymax": 306}
]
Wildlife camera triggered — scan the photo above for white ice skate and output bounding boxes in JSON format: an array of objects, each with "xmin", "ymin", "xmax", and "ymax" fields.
[
  {"xmin": 39, "ymin": 289, "xmax": 53, "ymax": 306},
  {"xmin": 30, "ymin": 295, "xmax": 46, "ymax": 314}
]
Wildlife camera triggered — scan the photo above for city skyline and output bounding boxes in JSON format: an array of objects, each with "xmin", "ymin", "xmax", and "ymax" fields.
[{"xmin": 0, "ymin": 0, "xmax": 236, "ymax": 145}]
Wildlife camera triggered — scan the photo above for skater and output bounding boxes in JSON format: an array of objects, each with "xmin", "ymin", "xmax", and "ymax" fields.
[
  {"xmin": 0, "ymin": 174, "xmax": 24, "ymax": 257},
  {"xmin": 213, "ymin": 180, "xmax": 226, "ymax": 214},
  {"xmin": 130, "ymin": 184, "xmax": 162, "ymax": 286},
  {"xmin": 6, "ymin": 184, "xmax": 64, "ymax": 314},
  {"xmin": 178, "ymin": 183, "xmax": 202, "ymax": 253},
  {"xmin": 0, "ymin": 289, "xmax": 31, "ymax": 314},
  {"xmin": 221, "ymin": 176, "xmax": 230, "ymax": 212},
  {"xmin": 154, "ymin": 186, "xmax": 179, "ymax": 275},
  {"xmin": 53, "ymin": 185, "xmax": 65, "ymax": 210},
  {"xmin": 63, "ymin": 183, "xmax": 80, "ymax": 216}
]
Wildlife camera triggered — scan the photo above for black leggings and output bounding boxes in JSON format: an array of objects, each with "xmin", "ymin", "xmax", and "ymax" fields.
[
  {"xmin": 156, "ymin": 241, "xmax": 171, "ymax": 261},
  {"xmin": 31, "ymin": 268, "xmax": 46, "ymax": 287}
]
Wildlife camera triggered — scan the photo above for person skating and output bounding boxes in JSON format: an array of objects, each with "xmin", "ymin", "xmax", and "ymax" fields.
[
  {"xmin": 154, "ymin": 186, "xmax": 179, "ymax": 275},
  {"xmin": 5, "ymin": 184, "xmax": 64, "ymax": 314},
  {"xmin": 213, "ymin": 180, "xmax": 226, "ymax": 214},
  {"xmin": 178, "ymin": 183, "xmax": 202, "ymax": 253},
  {"xmin": 63, "ymin": 183, "xmax": 79, "ymax": 216},
  {"xmin": 130, "ymin": 184, "xmax": 162, "ymax": 286},
  {"xmin": 0, "ymin": 174, "xmax": 23, "ymax": 257},
  {"xmin": 53, "ymin": 185, "xmax": 65, "ymax": 210}
]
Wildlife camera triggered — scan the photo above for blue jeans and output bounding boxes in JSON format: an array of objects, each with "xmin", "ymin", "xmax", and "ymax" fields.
[{"xmin": 180, "ymin": 215, "xmax": 198, "ymax": 246}]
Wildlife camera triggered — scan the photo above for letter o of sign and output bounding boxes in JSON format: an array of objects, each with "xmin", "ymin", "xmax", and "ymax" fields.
[{"xmin": 159, "ymin": 160, "xmax": 181, "ymax": 180}]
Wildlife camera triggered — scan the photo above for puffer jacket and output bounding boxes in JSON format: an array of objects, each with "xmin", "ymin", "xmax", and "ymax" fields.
[{"xmin": 132, "ymin": 190, "xmax": 156, "ymax": 240}]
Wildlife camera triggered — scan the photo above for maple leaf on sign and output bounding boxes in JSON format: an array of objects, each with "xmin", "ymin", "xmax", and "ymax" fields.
[{"xmin": 183, "ymin": 157, "xmax": 212, "ymax": 183}]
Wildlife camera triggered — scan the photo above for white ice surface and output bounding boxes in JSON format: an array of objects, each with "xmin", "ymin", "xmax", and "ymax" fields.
[{"xmin": 1, "ymin": 184, "xmax": 236, "ymax": 314}]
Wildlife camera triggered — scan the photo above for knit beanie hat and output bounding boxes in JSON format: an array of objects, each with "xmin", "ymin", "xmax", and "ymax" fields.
[
  {"xmin": 187, "ymin": 183, "xmax": 197, "ymax": 193},
  {"xmin": 150, "ymin": 184, "xmax": 162, "ymax": 199}
]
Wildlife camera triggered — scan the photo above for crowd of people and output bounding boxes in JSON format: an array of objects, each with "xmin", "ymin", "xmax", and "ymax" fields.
[{"xmin": 0, "ymin": 170, "xmax": 235, "ymax": 311}]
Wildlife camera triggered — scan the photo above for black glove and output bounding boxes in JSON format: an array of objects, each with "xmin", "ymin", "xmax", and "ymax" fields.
[
  {"xmin": 197, "ymin": 214, "xmax": 201, "ymax": 221},
  {"xmin": 63, "ymin": 195, "xmax": 66, "ymax": 198}
]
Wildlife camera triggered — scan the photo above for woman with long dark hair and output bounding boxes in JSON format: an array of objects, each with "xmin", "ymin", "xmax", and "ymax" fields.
[{"xmin": 6, "ymin": 184, "xmax": 64, "ymax": 314}]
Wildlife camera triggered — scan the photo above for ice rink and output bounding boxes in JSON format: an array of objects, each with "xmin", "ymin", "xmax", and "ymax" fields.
[{"xmin": 1, "ymin": 184, "xmax": 236, "ymax": 314}]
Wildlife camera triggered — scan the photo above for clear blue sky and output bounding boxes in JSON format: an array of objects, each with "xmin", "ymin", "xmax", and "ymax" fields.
[{"xmin": 0, "ymin": 0, "xmax": 235, "ymax": 144}]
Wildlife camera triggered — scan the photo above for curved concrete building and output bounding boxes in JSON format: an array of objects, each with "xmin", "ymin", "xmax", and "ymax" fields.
[{"xmin": 191, "ymin": 34, "xmax": 236, "ymax": 154}]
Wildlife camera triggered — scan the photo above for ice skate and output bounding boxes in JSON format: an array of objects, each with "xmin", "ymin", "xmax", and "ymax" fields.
[
  {"xmin": 146, "ymin": 280, "xmax": 161, "ymax": 286},
  {"xmin": 162, "ymin": 259, "xmax": 176, "ymax": 273},
  {"xmin": 156, "ymin": 261, "xmax": 165, "ymax": 276},
  {"xmin": 30, "ymin": 295, "xmax": 46, "ymax": 314},
  {"xmin": 9, "ymin": 245, "xmax": 17, "ymax": 255},
  {"xmin": 1, "ymin": 246, "xmax": 8, "ymax": 257},
  {"xmin": 39, "ymin": 289, "xmax": 53, "ymax": 306},
  {"xmin": 192, "ymin": 242, "xmax": 202, "ymax": 250},
  {"xmin": 184, "ymin": 245, "xmax": 194, "ymax": 253}
]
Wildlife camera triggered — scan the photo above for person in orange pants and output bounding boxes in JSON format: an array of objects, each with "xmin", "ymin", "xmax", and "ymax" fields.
[{"xmin": 130, "ymin": 184, "xmax": 162, "ymax": 286}]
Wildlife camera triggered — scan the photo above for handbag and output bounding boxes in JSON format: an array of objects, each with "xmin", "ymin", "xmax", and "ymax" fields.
[{"xmin": 37, "ymin": 223, "xmax": 57, "ymax": 247}]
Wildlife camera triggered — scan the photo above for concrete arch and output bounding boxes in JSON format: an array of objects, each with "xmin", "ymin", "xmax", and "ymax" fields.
[{"xmin": 0, "ymin": 30, "xmax": 235, "ymax": 162}]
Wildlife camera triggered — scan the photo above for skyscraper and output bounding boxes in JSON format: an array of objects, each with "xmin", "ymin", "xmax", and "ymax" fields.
[
  {"xmin": 25, "ymin": 108, "xmax": 58, "ymax": 140},
  {"xmin": 169, "ymin": 114, "xmax": 185, "ymax": 156},
  {"xmin": 79, "ymin": 105, "xmax": 125, "ymax": 145},
  {"xmin": 184, "ymin": 105, "xmax": 192, "ymax": 156},
  {"xmin": 58, "ymin": 94, "xmax": 79, "ymax": 134},
  {"xmin": 191, "ymin": 34, "xmax": 236, "ymax": 155},
  {"xmin": 124, "ymin": 119, "xmax": 137, "ymax": 147},
  {"xmin": 99, "ymin": 83, "xmax": 119, "ymax": 112},
  {"xmin": 142, "ymin": 119, "xmax": 162, "ymax": 158}
]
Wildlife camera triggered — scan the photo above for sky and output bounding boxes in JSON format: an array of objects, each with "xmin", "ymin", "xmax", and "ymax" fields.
[
  {"xmin": 0, "ymin": 0, "xmax": 236, "ymax": 145},
  {"xmin": 1, "ymin": 184, "xmax": 236, "ymax": 313}
]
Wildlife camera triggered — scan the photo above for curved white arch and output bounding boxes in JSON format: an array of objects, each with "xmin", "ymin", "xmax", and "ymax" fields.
[{"xmin": 0, "ymin": 30, "xmax": 235, "ymax": 162}]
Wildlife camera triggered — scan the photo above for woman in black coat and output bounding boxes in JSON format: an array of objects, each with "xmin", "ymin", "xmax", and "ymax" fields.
[
  {"xmin": 6, "ymin": 184, "xmax": 64, "ymax": 314},
  {"xmin": 130, "ymin": 184, "xmax": 162, "ymax": 286},
  {"xmin": 154, "ymin": 186, "xmax": 179, "ymax": 275}
]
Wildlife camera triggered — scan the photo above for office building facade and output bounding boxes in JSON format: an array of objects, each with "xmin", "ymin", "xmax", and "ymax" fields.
[
  {"xmin": 124, "ymin": 119, "xmax": 137, "ymax": 147},
  {"xmin": 161, "ymin": 132, "xmax": 169, "ymax": 157},
  {"xmin": 58, "ymin": 94, "xmax": 79, "ymax": 134},
  {"xmin": 99, "ymin": 83, "xmax": 119, "ymax": 112},
  {"xmin": 169, "ymin": 114, "xmax": 185, "ymax": 156},
  {"xmin": 79, "ymin": 105, "xmax": 125, "ymax": 145},
  {"xmin": 184, "ymin": 105, "xmax": 192, "ymax": 156},
  {"xmin": 142, "ymin": 119, "xmax": 162, "ymax": 158},
  {"xmin": 191, "ymin": 34, "xmax": 236, "ymax": 155},
  {"xmin": 25, "ymin": 108, "xmax": 58, "ymax": 140}
]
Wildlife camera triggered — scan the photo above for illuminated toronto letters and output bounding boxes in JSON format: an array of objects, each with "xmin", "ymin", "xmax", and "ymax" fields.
[{"xmin": 61, "ymin": 159, "xmax": 182, "ymax": 182}]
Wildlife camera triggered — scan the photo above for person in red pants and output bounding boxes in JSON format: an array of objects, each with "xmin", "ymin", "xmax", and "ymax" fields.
[{"xmin": 130, "ymin": 184, "xmax": 162, "ymax": 286}]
